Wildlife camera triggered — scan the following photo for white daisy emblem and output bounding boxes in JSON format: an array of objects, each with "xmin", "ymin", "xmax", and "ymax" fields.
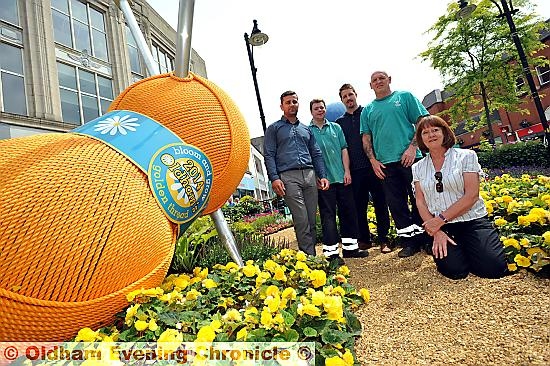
[{"xmin": 94, "ymin": 114, "xmax": 140, "ymax": 135}]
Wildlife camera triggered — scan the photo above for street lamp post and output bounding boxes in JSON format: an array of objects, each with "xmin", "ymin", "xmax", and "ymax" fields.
[
  {"xmin": 244, "ymin": 20, "xmax": 269, "ymax": 133},
  {"xmin": 458, "ymin": 0, "xmax": 550, "ymax": 149}
]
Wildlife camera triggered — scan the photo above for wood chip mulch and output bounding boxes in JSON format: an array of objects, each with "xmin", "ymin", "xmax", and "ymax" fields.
[{"xmin": 269, "ymin": 228, "xmax": 550, "ymax": 366}]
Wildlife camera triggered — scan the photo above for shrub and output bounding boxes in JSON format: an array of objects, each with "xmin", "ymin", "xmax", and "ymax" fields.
[{"xmin": 477, "ymin": 141, "xmax": 550, "ymax": 169}]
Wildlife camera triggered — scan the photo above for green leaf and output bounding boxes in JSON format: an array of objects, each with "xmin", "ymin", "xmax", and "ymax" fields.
[
  {"xmin": 280, "ymin": 309, "xmax": 296, "ymax": 327},
  {"xmin": 302, "ymin": 327, "xmax": 318, "ymax": 337},
  {"xmin": 344, "ymin": 309, "xmax": 363, "ymax": 335},
  {"xmin": 320, "ymin": 328, "xmax": 350, "ymax": 344}
]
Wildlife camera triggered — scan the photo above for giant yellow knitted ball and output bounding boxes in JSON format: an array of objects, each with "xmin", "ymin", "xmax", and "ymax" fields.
[{"xmin": 0, "ymin": 72, "xmax": 250, "ymax": 341}]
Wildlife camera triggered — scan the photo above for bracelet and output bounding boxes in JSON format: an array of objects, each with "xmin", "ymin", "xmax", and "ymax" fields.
[{"xmin": 438, "ymin": 213, "xmax": 449, "ymax": 223}]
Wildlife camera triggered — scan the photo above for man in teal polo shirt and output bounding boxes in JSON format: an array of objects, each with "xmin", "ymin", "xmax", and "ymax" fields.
[
  {"xmin": 310, "ymin": 98, "xmax": 369, "ymax": 264},
  {"xmin": 360, "ymin": 71, "xmax": 430, "ymax": 258}
]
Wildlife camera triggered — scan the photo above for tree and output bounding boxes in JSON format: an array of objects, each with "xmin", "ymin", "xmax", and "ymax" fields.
[{"xmin": 420, "ymin": 0, "xmax": 549, "ymax": 138}]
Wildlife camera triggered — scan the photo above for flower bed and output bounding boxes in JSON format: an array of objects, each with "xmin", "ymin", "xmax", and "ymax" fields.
[
  {"xmin": 74, "ymin": 249, "xmax": 369, "ymax": 365},
  {"xmin": 482, "ymin": 174, "xmax": 550, "ymax": 272}
]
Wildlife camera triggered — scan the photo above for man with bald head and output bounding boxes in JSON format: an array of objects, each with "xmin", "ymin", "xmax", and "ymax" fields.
[{"xmin": 360, "ymin": 71, "xmax": 430, "ymax": 258}]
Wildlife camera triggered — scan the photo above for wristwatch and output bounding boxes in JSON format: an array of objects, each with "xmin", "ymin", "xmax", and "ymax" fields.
[{"xmin": 438, "ymin": 213, "xmax": 449, "ymax": 223}]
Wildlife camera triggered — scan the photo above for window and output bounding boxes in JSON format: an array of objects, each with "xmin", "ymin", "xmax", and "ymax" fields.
[
  {"xmin": 536, "ymin": 65, "xmax": 550, "ymax": 86},
  {"xmin": 126, "ymin": 25, "xmax": 143, "ymax": 81},
  {"xmin": 57, "ymin": 62, "xmax": 113, "ymax": 125},
  {"xmin": 51, "ymin": 0, "xmax": 108, "ymax": 62},
  {"xmin": 151, "ymin": 42, "xmax": 174, "ymax": 74},
  {"xmin": 0, "ymin": 42, "xmax": 26, "ymax": 115},
  {"xmin": 0, "ymin": 0, "xmax": 19, "ymax": 26},
  {"xmin": 515, "ymin": 77, "xmax": 526, "ymax": 96}
]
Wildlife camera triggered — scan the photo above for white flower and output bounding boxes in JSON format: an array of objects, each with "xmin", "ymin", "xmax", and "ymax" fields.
[{"xmin": 94, "ymin": 114, "xmax": 140, "ymax": 136}]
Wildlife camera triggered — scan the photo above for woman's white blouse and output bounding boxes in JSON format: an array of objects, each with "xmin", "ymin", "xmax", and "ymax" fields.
[{"xmin": 411, "ymin": 148, "xmax": 487, "ymax": 223}]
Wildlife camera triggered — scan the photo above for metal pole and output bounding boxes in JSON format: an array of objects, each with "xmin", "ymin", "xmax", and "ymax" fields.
[
  {"xmin": 117, "ymin": 0, "xmax": 244, "ymax": 266},
  {"xmin": 244, "ymin": 33, "xmax": 267, "ymax": 133},
  {"xmin": 480, "ymin": 81, "xmax": 496, "ymax": 146},
  {"xmin": 500, "ymin": 0, "xmax": 550, "ymax": 147},
  {"xmin": 117, "ymin": 0, "xmax": 159, "ymax": 75}
]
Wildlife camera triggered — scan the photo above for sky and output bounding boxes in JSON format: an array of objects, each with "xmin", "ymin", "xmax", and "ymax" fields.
[{"xmin": 146, "ymin": 0, "xmax": 550, "ymax": 138}]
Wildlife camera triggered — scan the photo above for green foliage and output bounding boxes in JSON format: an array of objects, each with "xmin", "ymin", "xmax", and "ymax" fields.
[
  {"xmin": 477, "ymin": 141, "xmax": 550, "ymax": 168},
  {"xmin": 221, "ymin": 195, "xmax": 263, "ymax": 222},
  {"xmin": 170, "ymin": 217, "xmax": 218, "ymax": 274},
  {"xmin": 419, "ymin": 0, "xmax": 549, "ymax": 130}
]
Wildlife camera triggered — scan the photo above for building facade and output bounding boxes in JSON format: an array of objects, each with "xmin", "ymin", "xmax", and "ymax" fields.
[
  {"xmin": 422, "ymin": 23, "xmax": 550, "ymax": 148},
  {"xmin": 0, "ymin": 0, "xmax": 207, "ymax": 138}
]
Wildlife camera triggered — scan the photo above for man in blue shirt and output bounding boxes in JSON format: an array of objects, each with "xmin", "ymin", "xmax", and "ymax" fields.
[
  {"xmin": 361, "ymin": 71, "xmax": 430, "ymax": 258},
  {"xmin": 264, "ymin": 91, "xmax": 330, "ymax": 256},
  {"xmin": 309, "ymin": 98, "xmax": 368, "ymax": 264}
]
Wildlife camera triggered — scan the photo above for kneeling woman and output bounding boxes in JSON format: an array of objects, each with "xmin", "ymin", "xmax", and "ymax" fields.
[{"xmin": 412, "ymin": 115, "xmax": 506, "ymax": 280}]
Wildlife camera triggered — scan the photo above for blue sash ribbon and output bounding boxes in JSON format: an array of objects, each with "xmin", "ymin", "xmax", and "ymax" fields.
[{"xmin": 72, "ymin": 110, "xmax": 212, "ymax": 228}]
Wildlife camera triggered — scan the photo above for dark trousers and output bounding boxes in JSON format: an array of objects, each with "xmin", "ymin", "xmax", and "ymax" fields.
[
  {"xmin": 380, "ymin": 162, "xmax": 426, "ymax": 248},
  {"xmin": 318, "ymin": 183, "xmax": 359, "ymax": 256},
  {"xmin": 351, "ymin": 167, "xmax": 390, "ymax": 243},
  {"xmin": 435, "ymin": 217, "xmax": 507, "ymax": 280}
]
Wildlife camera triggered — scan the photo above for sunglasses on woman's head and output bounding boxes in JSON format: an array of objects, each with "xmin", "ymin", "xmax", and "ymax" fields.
[{"xmin": 434, "ymin": 171, "xmax": 443, "ymax": 193}]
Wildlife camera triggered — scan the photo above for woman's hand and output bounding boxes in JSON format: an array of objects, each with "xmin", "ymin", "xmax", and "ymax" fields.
[
  {"xmin": 422, "ymin": 216, "xmax": 445, "ymax": 236},
  {"xmin": 432, "ymin": 230, "xmax": 457, "ymax": 259}
]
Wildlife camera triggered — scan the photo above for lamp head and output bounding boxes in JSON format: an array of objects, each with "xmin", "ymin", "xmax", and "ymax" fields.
[
  {"xmin": 248, "ymin": 19, "xmax": 269, "ymax": 46},
  {"xmin": 456, "ymin": 0, "xmax": 477, "ymax": 19}
]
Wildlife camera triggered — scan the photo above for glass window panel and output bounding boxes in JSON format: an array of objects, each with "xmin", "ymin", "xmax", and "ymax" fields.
[
  {"xmin": 537, "ymin": 65, "xmax": 550, "ymax": 85},
  {"xmin": 161, "ymin": 52, "xmax": 169, "ymax": 72},
  {"xmin": 78, "ymin": 69, "xmax": 95, "ymax": 95},
  {"xmin": 97, "ymin": 75, "xmax": 113, "ymax": 99},
  {"xmin": 126, "ymin": 26, "xmax": 137, "ymax": 47},
  {"xmin": 100, "ymin": 98, "xmax": 111, "ymax": 115},
  {"xmin": 70, "ymin": 0, "xmax": 88, "ymax": 24},
  {"xmin": 51, "ymin": 0, "xmax": 69, "ymax": 13},
  {"xmin": 92, "ymin": 29, "xmax": 108, "ymax": 61},
  {"xmin": 73, "ymin": 20, "xmax": 91, "ymax": 53},
  {"xmin": 81, "ymin": 94, "xmax": 99, "ymax": 123},
  {"xmin": 0, "ymin": 0, "xmax": 19, "ymax": 25},
  {"xmin": 57, "ymin": 62, "xmax": 77, "ymax": 89},
  {"xmin": 59, "ymin": 89, "xmax": 81, "ymax": 124},
  {"xmin": 0, "ymin": 43, "xmax": 23, "ymax": 74},
  {"xmin": 52, "ymin": 10, "xmax": 72, "ymax": 47},
  {"xmin": 89, "ymin": 7, "xmax": 105, "ymax": 31},
  {"xmin": 128, "ymin": 46, "xmax": 141, "ymax": 74},
  {"xmin": 1, "ymin": 72, "xmax": 26, "ymax": 115}
]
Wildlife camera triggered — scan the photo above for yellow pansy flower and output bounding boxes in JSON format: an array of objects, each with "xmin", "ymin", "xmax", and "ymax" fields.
[
  {"xmin": 125, "ymin": 304, "xmax": 140, "ymax": 325},
  {"xmin": 260, "ymin": 307, "xmax": 274, "ymax": 329},
  {"xmin": 519, "ymin": 238, "xmax": 530, "ymax": 247},
  {"xmin": 75, "ymin": 327, "xmax": 99, "ymax": 342},
  {"xmin": 337, "ymin": 265, "xmax": 350, "ymax": 276},
  {"xmin": 236, "ymin": 327, "xmax": 248, "ymax": 341},
  {"xmin": 174, "ymin": 275, "xmax": 190, "ymax": 289},
  {"xmin": 514, "ymin": 254, "xmax": 531, "ymax": 267},
  {"xmin": 186, "ymin": 289, "xmax": 201, "ymax": 301},
  {"xmin": 255, "ymin": 271, "xmax": 271, "ymax": 287},
  {"xmin": 542, "ymin": 231, "xmax": 550, "ymax": 244},
  {"xmin": 225, "ymin": 262, "xmax": 239, "ymax": 272},
  {"xmin": 244, "ymin": 307, "xmax": 259, "ymax": 324},
  {"xmin": 134, "ymin": 320, "xmax": 149, "ymax": 332},
  {"xmin": 196, "ymin": 325, "xmax": 216, "ymax": 343},
  {"xmin": 298, "ymin": 303, "xmax": 321, "ymax": 317},
  {"xmin": 265, "ymin": 285, "xmax": 280, "ymax": 298},
  {"xmin": 264, "ymin": 294, "xmax": 281, "ymax": 313},
  {"xmin": 202, "ymin": 278, "xmax": 218, "ymax": 289},
  {"xmin": 311, "ymin": 291, "xmax": 325, "ymax": 306},
  {"xmin": 274, "ymin": 266, "xmax": 287, "ymax": 282},
  {"xmin": 295, "ymin": 251, "xmax": 307, "ymax": 262},
  {"xmin": 332, "ymin": 286, "xmax": 346, "ymax": 297},
  {"xmin": 263, "ymin": 259, "xmax": 278, "ymax": 272},
  {"xmin": 242, "ymin": 263, "xmax": 258, "ymax": 277},
  {"xmin": 323, "ymin": 296, "xmax": 344, "ymax": 321},
  {"xmin": 517, "ymin": 216, "xmax": 531, "ymax": 226},
  {"xmin": 494, "ymin": 218, "xmax": 507, "ymax": 227},
  {"xmin": 309, "ymin": 270, "xmax": 327, "ymax": 288},
  {"xmin": 295, "ymin": 261, "xmax": 310, "ymax": 273},
  {"xmin": 342, "ymin": 349, "xmax": 354, "ymax": 365},
  {"xmin": 507, "ymin": 263, "xmax": 518, "ymax": 272},
  {"xmin": 359, "ymin": 288, "xmax": 371, "ymax": 302},
  {"xmin": 193, "ymin": 267, "xmax": 208, "ymax": 279},
  {"xmin": 148, "ymin": 319, "xmax": 158, "ymax": 332},
  {"xmin": 282, "ymin": 287, "xmax": 297, "ymax": 300},
  {"xmin": 325, "ymin": 355, "xmax": 348, "ymax": 366},
  {"xmin": 502, "ymin": 195, "xmax": 513, "ymax": 203},
  {"xmin": 223, "ymin": 309, "xmax": 242, "ymax": 322},
  {"xmin": 502, "ymin": 238, "xmax": 521, "ymax": 250}
]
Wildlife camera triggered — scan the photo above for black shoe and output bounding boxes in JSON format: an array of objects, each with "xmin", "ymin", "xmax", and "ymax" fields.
[
  {"xmin": 398, "ymin": 246, "xmax": 420, "ymax": 258},
  {"xmin": 358, "ymin": 241, "xmax": 373, "ymax": 250},
  {"xmin": 329, "ymin": 256, "xmax": 346, "ymax": 267},
  {"xmin": 343, "ymin": 249, "xmax": 369, "ymax": 258}
]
